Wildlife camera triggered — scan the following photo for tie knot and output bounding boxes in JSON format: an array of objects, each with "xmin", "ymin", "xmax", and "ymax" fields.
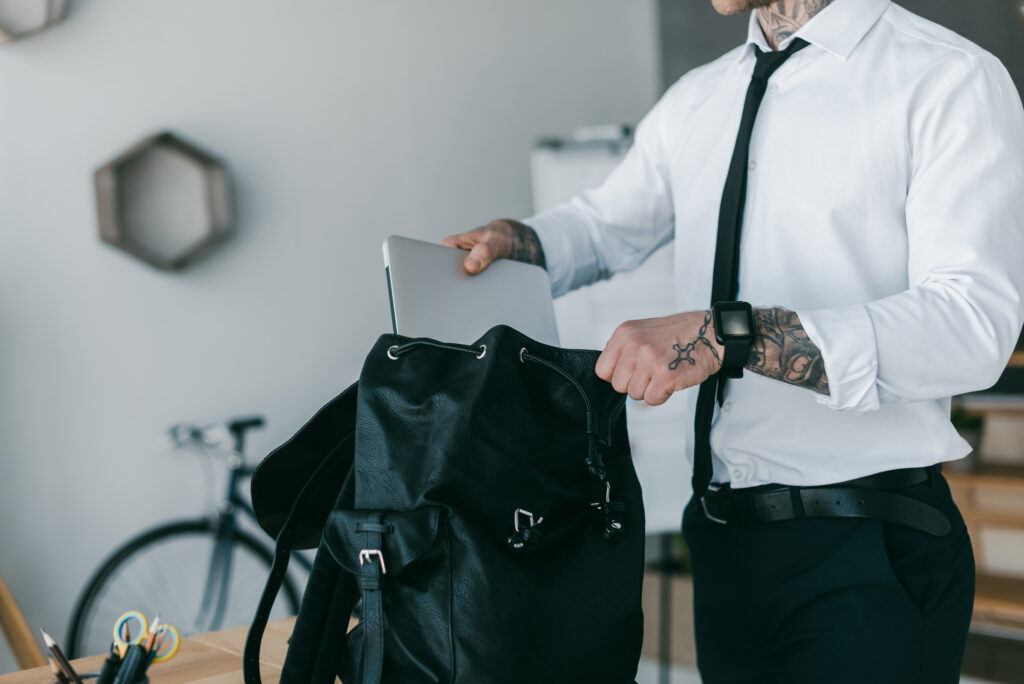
[{"xmin": 752, "ymin": 38, "xmax": 809, "ymax": 82}]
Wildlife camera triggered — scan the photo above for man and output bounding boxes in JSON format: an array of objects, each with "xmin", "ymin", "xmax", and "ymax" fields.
[{"xmin": 444, "ymin": 0, "xmax": 1024, "ymax": 682}]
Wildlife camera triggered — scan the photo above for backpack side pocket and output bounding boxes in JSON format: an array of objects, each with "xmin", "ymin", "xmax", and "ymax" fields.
[{"xmin": 325, "ymin": 507, "xmax": 453, "ymax": 684}]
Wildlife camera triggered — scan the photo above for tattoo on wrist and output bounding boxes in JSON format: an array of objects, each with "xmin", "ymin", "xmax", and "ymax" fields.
[
  {"xmin": 747, "ymin": 307, "xmax": 829, "ymax": 394},
  {"xmin": 498, "ymin": 220, "xmax": 546, "ymax": 269},
  {"xmin": 668, "ymin": 311, "xmax": 722, "ymax": 371}
]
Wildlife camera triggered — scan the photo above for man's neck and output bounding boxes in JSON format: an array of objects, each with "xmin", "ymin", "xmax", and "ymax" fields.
[{"xmin": 757, "ymin": 0, "xmax": 834, "ymax": 50}]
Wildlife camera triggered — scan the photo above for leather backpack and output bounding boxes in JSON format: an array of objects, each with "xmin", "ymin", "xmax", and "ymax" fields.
[{"xmin": 244, "ymin": 325, "xmax": 645, "ymax": 683}]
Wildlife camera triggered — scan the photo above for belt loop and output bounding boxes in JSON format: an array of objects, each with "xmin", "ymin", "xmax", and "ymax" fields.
[{"xmin": 788, "ymin": 487, "xmax": 805, "ymax": 519}]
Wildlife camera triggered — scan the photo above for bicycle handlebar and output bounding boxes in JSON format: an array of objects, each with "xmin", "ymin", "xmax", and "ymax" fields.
[{"xmin": 168, "ymin": 415, "xmax": 266, "ymax": 451}]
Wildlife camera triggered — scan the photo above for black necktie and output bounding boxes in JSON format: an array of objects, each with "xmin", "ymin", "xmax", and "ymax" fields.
[{"xmin": 691, "ymin": 39, "xmax": 809, "ymax": 499}]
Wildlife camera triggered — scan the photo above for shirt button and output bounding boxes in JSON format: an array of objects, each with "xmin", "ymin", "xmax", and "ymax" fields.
[
  {"xmin": 748, "ymin": 160, "xmax": 757, "ymax": 171},
  {"xmin": 732, "ymin": 468, "xmax": 744, "ymax": 480},
  {"xmin": 722, "ymin": 400, "xmax": 733, "ymax": 412},
  {"xmin": 767, "ymin": 82, "xmax": 779, "ymax": 94}
]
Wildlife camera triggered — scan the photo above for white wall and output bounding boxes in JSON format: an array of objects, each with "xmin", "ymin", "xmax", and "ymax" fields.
[{"xmin": 0, "ymin": 0, "xmax": 660, "ymax": 672}]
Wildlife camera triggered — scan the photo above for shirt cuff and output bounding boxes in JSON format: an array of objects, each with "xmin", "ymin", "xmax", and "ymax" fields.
[
  {"xmin": 792, "ymin": 303, "xmax": 880, "ymax": 413},
  {"xmin": 521, "ymin": 209, "xmax": 586, "ymax": 299}
]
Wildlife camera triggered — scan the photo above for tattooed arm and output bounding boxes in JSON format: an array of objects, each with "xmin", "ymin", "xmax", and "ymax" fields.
[
  {"xmin": 596, "ymin": 307, "xmax": 828, "ymax": 405},
  {"xmin": 656, "ymin": 307, "xmax": 830, "ymax": 395},
  {"xmin": 747, "ymin": 307, "xmax": 829, "ymax": 394},
  {"xmin": 441, "ymin": 219, "xmax": 545, "ymax": 274}
]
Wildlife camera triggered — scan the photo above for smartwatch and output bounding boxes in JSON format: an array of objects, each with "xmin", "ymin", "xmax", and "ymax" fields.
[{"xmin": 711, "ymin": 301, "xmax": 755, "ymax": 379}]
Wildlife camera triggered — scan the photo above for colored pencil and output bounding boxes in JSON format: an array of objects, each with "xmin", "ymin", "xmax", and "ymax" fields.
[{"xmin": 143, "ymin": 615, "xmax": 160, "ymax": 652}]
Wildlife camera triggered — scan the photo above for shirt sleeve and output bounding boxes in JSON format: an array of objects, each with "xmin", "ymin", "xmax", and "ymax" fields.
[
  {"xmin": 523, "ymin": 89, "xmax": 677, "ymax": 298},
  {"xmin": 796, "ymin": 53, "xmax": 1024, "ymax": 412}
]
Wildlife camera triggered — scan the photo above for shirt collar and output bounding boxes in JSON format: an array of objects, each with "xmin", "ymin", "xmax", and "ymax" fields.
[{"xmin": 742, "ymin": 0, "xmax": 890, "ymax": 61}]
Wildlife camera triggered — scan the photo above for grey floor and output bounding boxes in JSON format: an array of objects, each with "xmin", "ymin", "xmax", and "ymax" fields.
[
  {"xmin": 635, "ymin": 658, "xmax": 1001, "ymax": 684},
  {"xmin": 635, "ymin": 659, "xmax": 701, "ymax": 683}
]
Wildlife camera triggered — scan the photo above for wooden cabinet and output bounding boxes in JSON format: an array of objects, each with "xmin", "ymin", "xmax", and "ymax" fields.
[{"xmin": 946, "ymin": 470, "xmax": 1024, "ymax": 632}]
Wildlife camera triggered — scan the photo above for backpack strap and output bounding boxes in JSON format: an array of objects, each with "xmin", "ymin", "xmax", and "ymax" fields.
[
  {"xmin": 283, "ymin": 545, "xmax": 357, "ymax": 683},
  {"xmin": 243, "ymin": 447, "xmax": 355, "ymax": 684},
  {"xmin": 354, "ymin": 514, "xmax": 390, "ymax": 684}
]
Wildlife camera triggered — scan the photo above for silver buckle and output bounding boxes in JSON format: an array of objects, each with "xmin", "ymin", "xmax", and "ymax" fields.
[
  {"xmin": 700, "ymin": 484, "xmax": 729, "ymax": 525},
  {"xmin": 358, "ymin": 548, "xmax": 387, "ymax": 574},
  {"xmin": 513, "ymin": 508, "xmax": 543, "ymax": 532}
]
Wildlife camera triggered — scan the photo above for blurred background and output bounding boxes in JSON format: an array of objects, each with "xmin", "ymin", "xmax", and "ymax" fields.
[{"xmin": 0, "ymin": 1, "xmax": 1022, "ymax": 682}]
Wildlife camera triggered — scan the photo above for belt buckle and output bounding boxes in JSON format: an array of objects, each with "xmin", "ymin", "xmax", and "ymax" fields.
[{"xmin": 700, "ymin": 484, "xmax": 729, "ymax": 525}]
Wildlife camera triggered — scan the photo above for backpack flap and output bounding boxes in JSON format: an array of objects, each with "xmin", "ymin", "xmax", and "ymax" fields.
[{"xmin": 251, "ymin": 381, "xmax": 358, "ymax": 549}]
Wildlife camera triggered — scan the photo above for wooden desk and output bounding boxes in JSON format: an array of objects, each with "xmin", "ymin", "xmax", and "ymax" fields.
[{"xmin": 0, "ymin": 618, "xmax": 320, "ymax": 683}]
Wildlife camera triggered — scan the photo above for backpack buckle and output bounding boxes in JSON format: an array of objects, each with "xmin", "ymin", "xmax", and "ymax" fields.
[
  {"xmin": 508, "ymin": 509, "xmax": 545, "ymax": 552},
  {"xmin": 513, "ymin": 509, "xmax": 543, "ymax": 533},
  {"xmin": 358, "ymin": 548, "xmax": 387, "ymax": 575}
]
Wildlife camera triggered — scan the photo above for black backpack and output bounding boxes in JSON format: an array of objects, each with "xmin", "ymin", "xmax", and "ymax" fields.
[{"xmin": 244, "ymin": 325, "xmax": 645, "ymax": 683}]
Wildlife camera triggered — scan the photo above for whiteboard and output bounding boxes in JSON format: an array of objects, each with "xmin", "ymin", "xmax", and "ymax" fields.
[{"xmin": 530, "ymin": 128, "xmax": 692, "ymax": 534}]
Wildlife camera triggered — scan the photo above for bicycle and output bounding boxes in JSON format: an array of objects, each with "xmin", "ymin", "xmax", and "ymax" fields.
[{"xmin": 66, "ymin": 416, "xmax": 312, "ymax": 658}]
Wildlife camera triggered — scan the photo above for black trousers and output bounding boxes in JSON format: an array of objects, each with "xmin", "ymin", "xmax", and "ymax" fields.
[{"xmin": 682, "ymin": 467, "xmax": 974, "ymax": 684}]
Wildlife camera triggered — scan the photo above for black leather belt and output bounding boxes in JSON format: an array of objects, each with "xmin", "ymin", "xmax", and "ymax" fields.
[{"xmin": 699, "ymin": 465, "xmax": 951, "ymax": 536}]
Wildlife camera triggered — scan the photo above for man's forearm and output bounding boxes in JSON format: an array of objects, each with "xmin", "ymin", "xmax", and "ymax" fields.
[
  {"xmin": 499, "ymin": 220, "xmax": 546, "ymax": 269},
  {"xmin": 747, "ymin": 307, "xmax": 830, "ymax": 395}
]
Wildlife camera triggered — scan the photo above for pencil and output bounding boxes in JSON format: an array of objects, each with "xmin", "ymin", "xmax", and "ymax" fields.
[
  {"xmin": 117, "ymin": 620, "xmax": 130, "ymax": 660},
  {"xmin": 148, "ymin": 628, "xmax": 168, "ymax": 666},
  {"xmin": 39, "ymin": 629, "xmax": 83, "ymax": 684},
  {"xmin": 143, "ymin": 615, "xmax": 160, "ymax": 652},
  {"xmin": 47, "ymin": 655, "xmax": 69, "ymax": 684}
]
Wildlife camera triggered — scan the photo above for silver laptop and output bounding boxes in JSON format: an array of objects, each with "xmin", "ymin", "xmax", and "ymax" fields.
[{"xmin": 383, "ymin": 235, "xmax": 560, "ymax": 347}]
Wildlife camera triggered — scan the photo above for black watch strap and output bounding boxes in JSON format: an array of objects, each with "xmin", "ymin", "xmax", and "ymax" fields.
[{"xmin": 720, "ymin": 338, "xmax": 749, "ymax": 379}]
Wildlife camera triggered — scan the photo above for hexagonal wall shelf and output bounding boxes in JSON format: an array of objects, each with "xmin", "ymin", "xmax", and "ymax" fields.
[
  {"xmin": 0, "ymin": 0, "xmax": 67, "ymax": 43},
  {"xmin": 94, "ymin": 132, "xmax": 235, "ymax": 271}
]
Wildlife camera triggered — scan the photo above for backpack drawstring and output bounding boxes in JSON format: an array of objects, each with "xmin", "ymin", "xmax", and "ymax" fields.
[{"xmin": 519, "ymin": 349, "xmax": 627, "ymax": 542}]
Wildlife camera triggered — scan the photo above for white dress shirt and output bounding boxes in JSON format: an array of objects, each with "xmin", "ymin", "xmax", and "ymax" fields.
[{"xmin": 526, "ymin": 0, "xmax": 1024, "ymax": 488}]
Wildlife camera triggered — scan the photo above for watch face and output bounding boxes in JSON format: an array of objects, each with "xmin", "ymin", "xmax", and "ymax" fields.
[{"xmin": 719, "ymin": 309, "xmax": 752, "ymax": 338}]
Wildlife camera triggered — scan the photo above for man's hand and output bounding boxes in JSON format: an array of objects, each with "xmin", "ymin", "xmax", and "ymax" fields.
[
  {"xmin": 596, "ymin": 311, "xmax": 724, "ymax": 405},
  {"xmin": 441, "ymin": 219, "xmax": 546, "ymax": 274}
]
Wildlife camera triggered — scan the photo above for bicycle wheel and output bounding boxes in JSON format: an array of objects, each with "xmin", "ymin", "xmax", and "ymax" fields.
[{"xmin": 66, "ymin": 519, "xmax": 302, "ymax": 658}]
